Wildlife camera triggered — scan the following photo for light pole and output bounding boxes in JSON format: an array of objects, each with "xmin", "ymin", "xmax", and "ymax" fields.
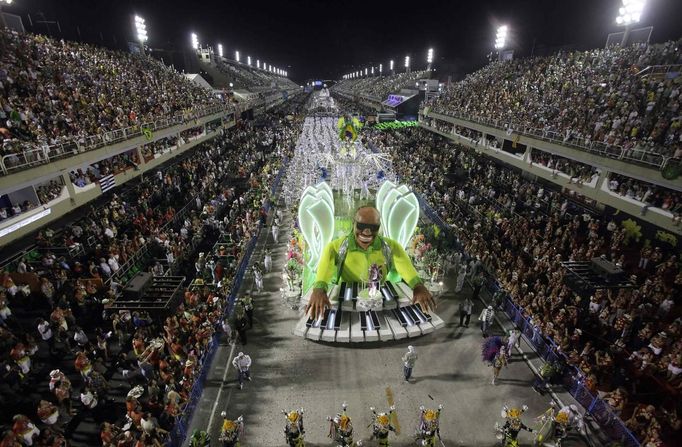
[
  {"xmin": 390, "ymin": 59, "xmax": 394, "ymax": 75},
  {"xmin": 235, "ymin": 50, "xmax": 240, "ymax": 63},
  {"xmin": 191, "ymin": 32, "xmax": 199, "ymax": 50},
  {"xmin": 247, "ymin": 56, "xmax": 251, "ymax": 66},
  {"xmin": 134, "ymin": 15, "xmax": 148, "ymax": 55},
  {"xmin": 217, "ymin": 43, "xmax": 223, "ymax": 58},
  {"xmin": 0, "ymin": 0, "xmax": 12, "ymax": 29},
  {"xmin": 426, "ymin": 48, "xmax": 434, "ymax": 71},
  {"xmin": 404, "ymin": 56, "xmax": 410, "ymax": 73},
  {"xmin": 615, "ymin": 0, "xmax": 646, "ymax": 46}
]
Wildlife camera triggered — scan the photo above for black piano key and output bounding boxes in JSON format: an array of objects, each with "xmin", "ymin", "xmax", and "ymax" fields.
[
  {"xmin": 380, "ymin": 286, "xmax": 393, "ymax": 302},
  {"xmin": 412, "ymin": 304, "xmax": 432, "ymax": 322},
  {"xmin": 352, "ymin": 282, "xmax": 358, "ymax": 299},
  {"xmin": 393, "ymin": 308, "xmax": 408, "ymax": 327},
  {"xmin": 334, "ymin": 310, "xmax": 343, "ymax": 330},
  {"xmin": 398, "ymin": 307, "xmax": 415, "ymax": 326},
  {"xmin": 369, "ymin": 310, "xmax": 381, "ymax": 329},
  {"xmin": 385, "ymin": 282, "xmax": 399, "ymax": 299},
  {"xmin": 305, "ymin": 316, "xmax": 314, "ymax": 327},
  {"xmin": 360, "ymin": 312, "xmax": 368, "ymax": 331},
  {"xmin": 403, "ymin": 305, "xmax": 422, "ymax": 324},
  {"xmin": 320, "ymin": 308, "xmax": 331, "ymax": 328},
  {"xmin": 339, "ymin": 282, "xmax": 347, "ymax": 300}
]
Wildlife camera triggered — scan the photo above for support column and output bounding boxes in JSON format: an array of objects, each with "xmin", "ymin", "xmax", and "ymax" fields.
[
  {"xmin": 62, "ymin": 173, "xmax": 77, "ymax": 204},
  {"xmin": 136, "ymin": 145, "xmax": 146, "ymax": 166},
  {"xmin": 596, "ymin": 169, "xmax": 610, "ymax": 191}
]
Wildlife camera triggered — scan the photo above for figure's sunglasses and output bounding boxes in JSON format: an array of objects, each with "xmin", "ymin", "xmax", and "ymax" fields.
[{"xmin": 355, "ymin": 221, "xmax": 380, "ymax": 233}]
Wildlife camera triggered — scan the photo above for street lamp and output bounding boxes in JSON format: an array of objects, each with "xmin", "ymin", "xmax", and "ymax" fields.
[
  {"xmin": 616, "ymin": 0, "xmax": 646, "ymax": 46},
  {"xmin": 191, "ymin": 32, "xmax": 199, "ymax": 50},
  {"xmin": 404, "ymin": 55, "xmax": 410, "ymax": 73},
  {"xmin": 134, "ymin": 15, "xmax": 147, "ymax": 55},
  {"xmin": 427, "ymin": 48, "xmax": 434, "ymax": 70},
  {"xmin": 494, "ymin": 25, "xmax": 508, "ymax": 49},
  {"xmin": 217, "ymin": 43, "xmax": 223, "ymax": 58},
  {"xmin": 235, "ymin": 50, "xmax": 240, "ymax": 62}
]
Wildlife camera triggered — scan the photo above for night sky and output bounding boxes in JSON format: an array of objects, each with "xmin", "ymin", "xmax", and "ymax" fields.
[{"xmin": 4, "ymin": 0, "xmax": 682, "ymax": 83}]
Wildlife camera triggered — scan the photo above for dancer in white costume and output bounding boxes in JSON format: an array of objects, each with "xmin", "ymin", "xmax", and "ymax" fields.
[{"xmin": 264, "ymin": 249, "xmax": 272, "ymax": 273}]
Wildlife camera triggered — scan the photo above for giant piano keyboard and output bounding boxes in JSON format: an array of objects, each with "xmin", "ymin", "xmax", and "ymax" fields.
[{"xmin": 293, "ymin": 281, "xmax": 445, "ymax": 342}]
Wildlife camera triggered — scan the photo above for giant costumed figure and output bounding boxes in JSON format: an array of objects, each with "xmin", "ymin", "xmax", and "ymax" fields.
[
  {"xmin": 328, "ymin": 402, "xmax": 355, "ymax": 446},
  {"xmin": 219, "ymin": 412, "xmax": 244, "ymax": 447},
  {"xmin": 368, "ymin": 406, "xmax": 396, "ymax": 447},
  {"xmin": 495, "ymin": 405, "xmax": 534, "ymax": 447},
  {"xmin": 415, "ymin": 405, "xmax": 444, "ymax": 447},
  {"xmin": 283, "ymin": 408, "xmax": 305, "ymax": 447}
]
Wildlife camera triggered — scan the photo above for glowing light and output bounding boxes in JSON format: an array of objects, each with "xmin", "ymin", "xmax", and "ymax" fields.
[
  {"xmin": 427, "ymin": 48, "xmax": 434, "ymax": 63},
  {"xmin": 217, "ymin": 43, "xmax": 223, "ymax": 57},
  {"xmin": 404, "ymin": 56, "xmax": 410, "ymax": 68},
  {"xmin": 495, "ymin": 25, "xmax": 508, "ymax": 49},
  {"xmin": 134, "ymin": 16, "xmax": 148, "ymax": 43},
  {"xmin": 616, "ymin": 0, "xmax": 646, "ymax": 25},
  {"xmin": 191, "ymin": 32, "xmax": 199, "ymax": 49},
  {"xmin": 376, "ymin": 181, "xmax": 420, "ymax": 249},
  {"xmin": 298, "ymin": 183, "xmax": 335, "ymax": 270}
]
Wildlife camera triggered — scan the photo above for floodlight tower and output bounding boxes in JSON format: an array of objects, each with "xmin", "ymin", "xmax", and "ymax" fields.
[
  {"xmin": 247, "ymin": 56, "xmax": 251, "ymax": 66},
  {"xmin": 404, "ymin": 55, "xmax": 410, "ymax": 73},
  {"xmin": 426, "ymin": 48, "xmax": 434, "ymax": 71},
  {"xmin": 217, "ymin": 43, "xmax": 223, "ymax": 58},
  {"xmin": 616, "ymin": 0, "xmax": 646, "ymax": 46},
  {"xmin": 494, "ymin": 25, "xmax": 508, "ymax": 61},
  {"xmin": 0, "ymin": 0, "xmax": 13, "ymax": 29},
  {"xmin": 235, "ymin": 50, "xmax": 240, "ymax": 63},
  {"xmin": 379, "ymin": 63, "xmax": 383, "ymax": 75},
  {"xmin": 390, "ymin": 59, "xmax": 394, "ymax": 75},
  {"xmin": 134, "ymin": 15, "xmax": 148, "ymax": 55},
  {"xmin": 191, "ymin": 32, "xmax": 199, "ymax": 50}
]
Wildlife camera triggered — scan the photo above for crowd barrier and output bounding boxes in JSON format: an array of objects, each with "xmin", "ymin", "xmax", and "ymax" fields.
[
  {"xmin": 165, "ymin": 159, "xmax": 289, "ymax": 446},
  {"xmin": 416, "ymin": 193, "xmax": 642, "ymax": 447}
]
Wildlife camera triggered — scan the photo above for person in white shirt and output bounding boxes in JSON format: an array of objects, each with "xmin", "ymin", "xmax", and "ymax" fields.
[
  {"xmin": 107, "ymin": 256, "xmax": 120, "ymax": 273},
  {"xmin": 263, "ymin": 249, "xmax": 272, "ymax": 273},
  {"xmin": 232, "ymin": 352, "xmax": 252, "ymax": 389},
  {"xmin": 478, "ymin": 306, "xmax": 495, "ymax": 337},
  {"xmin": 272, "ymin": 220, "xmax": 280, "ymax": 244}
]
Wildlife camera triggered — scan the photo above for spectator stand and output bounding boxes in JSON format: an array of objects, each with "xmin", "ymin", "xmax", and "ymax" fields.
[
  {"xmin": 415, "ymin": 191, "xmax": 642, "ymax": 447},
  {"xmin": 167, "ymin": 159, "xmax": 289, "ymax": 446}
]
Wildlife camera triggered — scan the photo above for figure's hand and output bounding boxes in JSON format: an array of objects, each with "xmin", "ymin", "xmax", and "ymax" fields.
[
  {"xmin": 306, "ymin": 288, "xmax": 330, "ymax": 320},
  {"xmin": 412, "ymin": 283, "xmax": 436, "ymax": 313}
]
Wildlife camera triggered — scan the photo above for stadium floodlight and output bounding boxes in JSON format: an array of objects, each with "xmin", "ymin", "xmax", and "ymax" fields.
[
  {"xmin": 494, "ymin": 25, "xmax": 508, "ymax": 49},
  {"xmin": 616, "ymin": 0, "xmax": 646, "ymax": 26},
  {"xmin": 134, "ymin": 16, "xmax": 148, "ymax": 44},
  {"xmin": 257, "ymin": 59, "xmax": 260, "ymax": 69},
  {"xmin": 364, "ymin": 67, "xmax": 368, "ymax": 75},
  {"xmin": 427, "ymin": 48, "xmax": 434, "ymax": 63},
  {"xmin": 217, "ymin": 43, "xmax": 223, "ymax": 58},
  {"xmin": 371, "ymin": 66, "xmax": 374, "ymax": 75},
  {"xmin": 235, "ymin": 50, "xmax": 240, "ymax": 62},
  {"xmin": 379, "ymin": 63, "xmax": 383, "ymax": 74},
  {"xmin": 390, "ymin": 59, "xmax": 394, "ymax": 72},
  {"xmin": 191, "ymin": 32, "xmax": 199, "ymax": 50},
  {"xmin": 404, "ymin": 55, "xmax": 410, "ymax": 71},
  {"xmin": 247, "ymin": 56, "xmax": 251, "ymax": 66}
]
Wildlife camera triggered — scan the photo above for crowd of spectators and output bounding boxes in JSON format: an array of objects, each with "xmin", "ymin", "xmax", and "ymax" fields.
[
  {"xmin": 0, "ymin": 28, "xmax": 228, "ymax": 158},
  {"xmin": 333, "ymin": 70, "xmax": 430, "ymax": 100},
  {"xmin": 607, "ymin": 172, "xmax": 682, "ymax": 220},
  {"xmin": 0, "ymin": 108, "xmax": 298, "ymax": 446},
  {"xmin": 36, "ymin": 180, "xmax": 65, "ymax": 205},
  {"xmin": 368, "ymin": 126, "xmax": 681, "ymax": 445},
  {"xmin": 423, "ymin": 41, "xmax": 682, "ymax": 161},
  {"xmin": 530, "ymin": 150, "xmax": 600, "ymax": 185}
]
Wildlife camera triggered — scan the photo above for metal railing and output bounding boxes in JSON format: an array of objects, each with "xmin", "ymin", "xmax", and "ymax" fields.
[
  {"xmin": 0, "ymin": 102, "xmax": 247, "ymax": 176},
  {"xmin": 415, "ymin": 192, "xmax": 642, "ymax": 447},
  {"xmin": 421, "ymin": 109, "xmax": 670, "ymax": 170}
]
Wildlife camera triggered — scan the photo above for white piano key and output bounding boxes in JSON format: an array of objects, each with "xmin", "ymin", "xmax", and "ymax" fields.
[
  {"xmin": 397, "ymin": 307, "xmax": 423, "ymax": 337},
  {"xmin": 320, "ymin": 309, "xmax": 338, "ymax": 342},
  {"xmin": 364, "ymin": 313, "xmax": 380, "ymax": 342},
  {"xmin": 327, "ymin": 284, "xmax": 341, "ymax": 306},
  {"xmin": 383, "ymin": 312, "xmax": 408, "ymax": 340},
  {"xmin": 350, "ymin": 312, "xmax": 365, "ymax": 343},
  {"xmin": 394, "ymin": 281, "xmax": 414, "ymax": 304},
  {"xmin": 306, "ymin": 314, "xmax": 324, "ymax": 341},
  {"xmin": 429, "ymin": 311, "xmax": 446, "ymax": 330},
  {"xmin": 335, "ymin": 310, "xmax": 351, "ymax": 343},
  {"xmin": 293, "ymin": 316, "xmax": 309, "ymax": 337}
]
